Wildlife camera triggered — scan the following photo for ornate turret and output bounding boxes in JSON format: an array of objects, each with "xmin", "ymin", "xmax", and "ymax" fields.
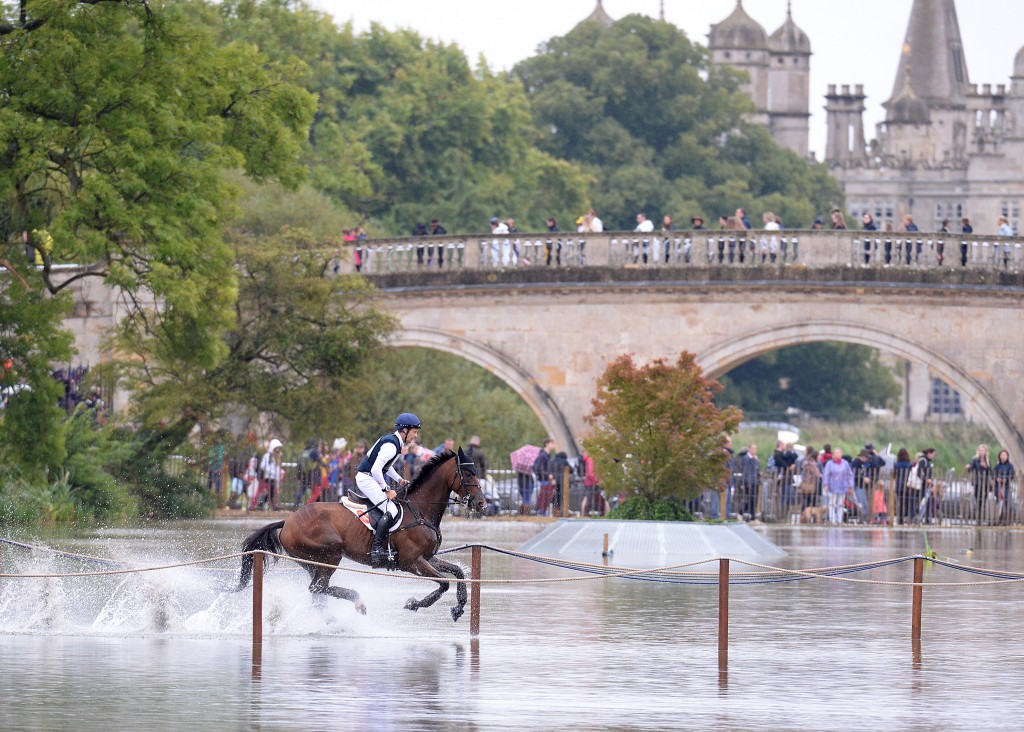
[
  {"xmin": 708, "ymin": 0, "xmax": 767, "ymax": 51},
  {"xmin": 768, "ymin": 2, "xmax": 811, "ymax": 55}
]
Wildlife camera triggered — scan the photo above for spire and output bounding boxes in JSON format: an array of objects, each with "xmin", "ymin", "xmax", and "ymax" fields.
[
  {"xmin": 708, "ymin": 0, "xmax": 768, "ymax": 51},
  {"xmin": 887, "ymin": 0, "xmax": 970, "ymax": 109},
  {"xmin": 577, "ymin": 0, "xmax": 614, "ymax": 30},
  {"xmin": 768, "ymin": 1, "xmax": 810, "ymax": 55},
  {"xmin": 659, "ymin": 0, "xmax": 665, "ymax": 22}
]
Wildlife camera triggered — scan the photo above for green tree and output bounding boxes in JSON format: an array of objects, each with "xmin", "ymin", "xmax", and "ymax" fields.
[
  {"xmin": 0, "ymin": 0, "xmax": 317, "ymax": 383},
  {"xmin": 717, "ymin": 342, "xmax": 902, "ymax": 420},
  {"xmin": 515, "ymin": 14, "xmax": 843, "ymax": 228},
  {"xmin": 194, "ymin": 0, "xmax": 591, "ymax": 234},
  {"xmin": 583, "ymin": 352, "xmax": 742, "ymax": 504}
]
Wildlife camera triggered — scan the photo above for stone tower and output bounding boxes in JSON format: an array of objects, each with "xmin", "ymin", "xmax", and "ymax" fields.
[
  {"xmin": 708, "ymin": 1, "xmax": 811, "ymax": 157},
  {"xmin": 766, "ymin": 3, "xmax": 812, "ymax": 156}
]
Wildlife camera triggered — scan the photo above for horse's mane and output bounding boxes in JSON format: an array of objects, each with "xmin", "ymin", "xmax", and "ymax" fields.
[{"xmin": 406, "ymin": 449, "xmax": 456, "ymax": 494}]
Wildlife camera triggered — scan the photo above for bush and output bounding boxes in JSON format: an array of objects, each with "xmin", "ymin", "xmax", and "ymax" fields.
[
  {"xmin": 133, "ymin": 470, "xmax": 215, "ymax": 520},
  {"xmin": 606, "ymin": 496, "xmax": 694, "ymax": 521}
]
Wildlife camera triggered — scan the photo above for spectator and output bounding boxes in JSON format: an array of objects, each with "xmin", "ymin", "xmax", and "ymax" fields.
[
  {"xmin": 534, "ymin": 439, "xmax": 557, "ymax": 516},
  {"xmin": 635, "ymin": 212, "xmax": 654, "ymax": 233},
  {"xmin": 690, "ymin": 215, "xmax": 705, "ymax": 231},
  {"xmin": 340, "ymin": 439, "xmax": 367, "ymax": 498},
  {"xmin": 862, "ymin": 212, "xmax": 878, "ymax": 231},
  {"xmin": 661, "ymin": 214, "xmax": 675, "ymax": 232},
  {"xmin": 998, "ymin": 215, "xmax": 1013, "ymax": 237},
  {"xmin": 433, "ymin": 436, "xmax": 456, "ymax": 455},
  {"xmin": 467, "ymin": 435, "xmax": 487, "ymax": 480},
  {"xmin": 967, "ymin": 444, "xmax": 992, "ymax": 522},
  {"xmin": 830, "ymin": 209, "xmax": 847, "ymax": 230},
  {"xmin": 960, "ymin": 217, "xmax": 973, "ymax": 266},
  {"xmin": 506, "ymin": 218, "xmax": 519, "ymax": 234},
  {"xmin": 763, "ymin": 211, "xmax": 781, "ymax": 231},
  {"xmin": 430, "ymin": 219, "xmax": 448, "ymax": 268},
  {"xmin": 547, "ymin": 217, "xmax": 559, "ymax": 233},
  {"xmin": 900, "ymin": 214, "xmax": 919, "ymax": 233},
  {"xmin": 251, "ymin": 438, "xmax": 284, "ymax": 511},
  {"xmin": 893, "ymin": 447, "xmax": 915, "ymax": 524},
  {"xmin": 295, "ymin": 438, "xmax": 321, "ymax": 506},
  {"xmin": 580, "ymin": 448, "xmax": 605, "ymax": 517},
  {"xmin": 993, "ymin": 450, "xmax": 1016, "ymax": 525},
  {"xmin": 739, "ymin": 443, "xmax": 761, "ymax": 520},
  {"xmin": 551, "ymin": 450, "xmax": 570, "ymax": 513},
  {"xmin": 588, "ymin": 208, "xmax": 604, "ymax": 233},
  {"xmin": 811, "ymin": 217, "xmax": 824, "ymax": 230},
  {"xmin": 916, "ymin": 447, "xmax": 937, "ymax": 523},
  {"xmin": 517, "ymin": 463, "xmax": 535, "ymax": 516},
  {"xmin": 489, "ymin": 216, "xmax": 511, "ymax": 267},
  {"xmin": 822, "ymin": 447, "xmax": 854, "ymax": 524},
  {"xmin": 871, "ymin": 479, "xmax": 888, "ymax": 525},
  {"xmin": 735, "ymin": 207, "xmax": 751, "ymax": 229},
  {"xmin": 576, "ymin": 215, "xmax": 586, "ymax": 233},
  {"xmin": 798, "ymin": 448, "xmax": 821, "ymax": 512}
]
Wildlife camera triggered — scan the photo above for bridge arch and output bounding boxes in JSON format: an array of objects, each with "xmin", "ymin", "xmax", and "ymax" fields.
[
  {"xmin": 390, "ymin": 326, "xmax": 578, "ymax": 453},
  {"xmin": 696, "ymin": 321, "xmax": 1023, "ymax": 457}
]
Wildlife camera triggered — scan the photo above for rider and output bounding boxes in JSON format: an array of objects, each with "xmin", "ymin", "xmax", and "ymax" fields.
[{"xmin": 355, "ymin": 412, "xmax": 419, "ymax": 565}]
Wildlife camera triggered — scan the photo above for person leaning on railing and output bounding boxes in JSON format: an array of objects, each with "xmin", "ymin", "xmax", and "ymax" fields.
[{"xmin": 993, "ymin": 450, "xmax": 1016, "ymax": 525}]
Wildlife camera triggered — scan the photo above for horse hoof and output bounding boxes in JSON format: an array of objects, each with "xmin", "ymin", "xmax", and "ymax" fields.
[
  {"xmin": 355, "ymin": 602, "xmax": 367, "ymax": 615},
  {"xmin": 451, "ymin": 605, "xmax": 464, "ymax": 623},
  {"xmin": 404, "ymin": 598, "xmax": 419, "ymax": 612}
]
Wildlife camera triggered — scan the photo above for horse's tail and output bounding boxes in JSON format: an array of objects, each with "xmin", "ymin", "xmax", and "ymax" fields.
[{"xmin": 236, "ymin": 520, "xmax": 286, "ymax": 591}]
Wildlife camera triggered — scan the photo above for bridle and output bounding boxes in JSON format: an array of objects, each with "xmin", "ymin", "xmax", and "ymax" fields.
[{"xmin": 448, "ymin": 454, "xmax": 482, "ymax": 509}]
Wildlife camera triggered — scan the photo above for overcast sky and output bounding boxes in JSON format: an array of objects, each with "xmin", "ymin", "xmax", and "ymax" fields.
[{"xmin": 311, "ymin": 0, "xmax": 1024, "ymax": 160}]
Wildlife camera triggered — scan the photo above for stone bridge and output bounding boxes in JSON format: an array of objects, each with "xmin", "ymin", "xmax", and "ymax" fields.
[
  {"xmin": 56, "ymin": 230, "xmax": 1024, "ymax": 458},
  {"xmin": 350, "ymin": 230, "xmax": 1024, "ymax": 459}
]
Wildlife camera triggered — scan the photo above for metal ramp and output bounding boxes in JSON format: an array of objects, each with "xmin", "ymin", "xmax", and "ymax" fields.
[{"xmin": 517, "ymin": 520, "xmax": 786, "ymax": 567}]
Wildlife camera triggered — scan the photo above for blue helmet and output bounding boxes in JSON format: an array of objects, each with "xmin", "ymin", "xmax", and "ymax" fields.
[{"xmin": 394, "ymin": 412, "xmax": 422, "ymax": 430}]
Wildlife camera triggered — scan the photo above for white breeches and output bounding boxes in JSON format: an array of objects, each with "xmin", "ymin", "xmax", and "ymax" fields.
[
  {"xmin": 828, "ymin": 491, "xmax": 845, "ymax": 524},
  {"xmin": 355, "ymin": 473, "xmax": 398, "ymax": 519}
]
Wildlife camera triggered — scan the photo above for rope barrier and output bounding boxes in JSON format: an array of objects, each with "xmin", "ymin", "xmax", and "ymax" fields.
[{"xmin": 4, "ymin": 537, "xmax": 1024, "ymax": 587}]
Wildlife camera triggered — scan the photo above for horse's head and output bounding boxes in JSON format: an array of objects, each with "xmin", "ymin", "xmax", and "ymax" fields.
[{"xmin": 454, "ymin": 447, "xmax": 486, "ymax": 513}]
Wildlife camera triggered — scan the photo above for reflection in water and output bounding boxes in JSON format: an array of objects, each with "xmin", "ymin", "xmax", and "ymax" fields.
[{"xmin": 2, "ymin": 522, "xmax": 1024, "ymax": 730}]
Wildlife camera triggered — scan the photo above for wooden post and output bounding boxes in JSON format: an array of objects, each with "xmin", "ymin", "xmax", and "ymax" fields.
[
  {"xmin": 720, "ymin": 490, "xmax": 728, "ymax": 521},
  {"xmin": 718, "ymin": 558, "xmax": 729, "ymax": 672},
  {"xmin": 561, "ymin": 466, "xmax": 570, "ymax": 518},
  {"xmin": 911, "ymin": 556, "xmax": 924, "ymax": 644},
  {"xmin": 470, "ymin": 545, "xmax": 481, "ymax": 636},
  {"xmin": 252, "ymin": 552, "xmax": 264, "ymax": 668},
  {"xmin": 221, "ymin": 454, "xmax": 230, "ymax": 507}
]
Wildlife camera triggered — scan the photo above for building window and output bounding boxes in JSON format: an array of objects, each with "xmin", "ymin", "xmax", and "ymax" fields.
[{"xmin": 930, "ymin": 379, "xmax": 962, "ymax": 416}]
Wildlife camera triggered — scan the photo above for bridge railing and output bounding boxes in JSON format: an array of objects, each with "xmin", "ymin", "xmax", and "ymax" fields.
[{"xmin": 341, "ymin": 231, "xmax": 1024, "ymax": 275}]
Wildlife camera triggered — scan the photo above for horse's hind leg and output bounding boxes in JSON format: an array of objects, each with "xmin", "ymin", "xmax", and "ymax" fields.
[
  {"xmin": 309, "ymin": 567, "xmax": 366, "ymax": 615},
  {"xmin": 430, "ymin": 557, "xmax": 468, "ymax": 623},
  {"xmin": 403, "ymin": 557, "xmax": 449, "ymax": 614}
]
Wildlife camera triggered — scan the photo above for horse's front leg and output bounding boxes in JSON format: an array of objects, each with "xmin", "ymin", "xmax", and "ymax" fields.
[
  {"xmin": 310, "ymin": 567, "xmax": 366, "ymax": 615},
  {"xmin": 403, "ymin": 557, "xmax": 449, "ymax": 614},
  {"xmin": 429, "ymin": 557, "xmax": 468, "ymax": 622}
]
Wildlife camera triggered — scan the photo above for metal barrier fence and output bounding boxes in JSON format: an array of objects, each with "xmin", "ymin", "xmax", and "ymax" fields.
[
  {"xmin": 342, "ymin": 230, "xmax": 1024, "ymax": 275},
  {"xmin": 717, "ymin": 465, "xmax": 1021, "ymax": 527}
]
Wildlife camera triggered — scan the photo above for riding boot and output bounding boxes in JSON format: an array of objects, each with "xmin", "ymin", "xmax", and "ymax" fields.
[{"xmin": 369, "ymin": 512, "xmax": 393, "ymax": 566}]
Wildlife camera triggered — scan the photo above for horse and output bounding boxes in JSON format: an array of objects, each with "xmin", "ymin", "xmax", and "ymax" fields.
[{"xmin": 236, "ymin": 448, "xmax": 486, "ymax": 621}]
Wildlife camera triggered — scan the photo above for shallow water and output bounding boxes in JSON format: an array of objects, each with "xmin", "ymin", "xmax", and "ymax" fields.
[{"xmin": 2, "ymin": 520, "xmax": 1023, "ymax": 731}]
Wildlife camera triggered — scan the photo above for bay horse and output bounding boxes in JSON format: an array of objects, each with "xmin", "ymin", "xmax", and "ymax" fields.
[{"xmin": 236, "ymin": 448, "xmax": 485, "ymax": 621}]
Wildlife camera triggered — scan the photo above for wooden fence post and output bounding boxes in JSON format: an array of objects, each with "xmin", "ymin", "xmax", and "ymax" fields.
[
  {"xmin": 561, "ymin": 466, "xmax": 570, "ymax": 518},
  {"xmin": 470, "ymin": 546, "xmax": 481, "ymax": 636},
  {"xmin": 252, "ymin": 552, "xmax": 264, "ymax": 668},
  {"xmin": 718, "ymin": 558, "xmax": 729, "ymax": 672},
  {"xmin": 911, "ymin": 556, "xmax": 924, "ymax": 644}
]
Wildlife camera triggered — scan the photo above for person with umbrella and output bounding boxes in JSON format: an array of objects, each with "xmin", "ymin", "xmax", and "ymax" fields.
[{"xmin": 510, "ymin": 443, "xmax": 542, "ymax": 515}]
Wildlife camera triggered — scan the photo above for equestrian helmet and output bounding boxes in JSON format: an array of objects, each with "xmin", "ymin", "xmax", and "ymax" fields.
[{"xmin": 394, "ymin": 412, "xmax": 422, "ymax": 430}]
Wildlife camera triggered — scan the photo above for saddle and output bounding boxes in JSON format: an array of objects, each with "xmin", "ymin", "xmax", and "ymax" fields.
[{"xmin": 340, "ymin": 495, "xmax": 404, "ymax": 533}]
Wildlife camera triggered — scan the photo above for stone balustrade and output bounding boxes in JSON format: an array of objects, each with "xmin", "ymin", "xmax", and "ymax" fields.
[{"xmin": 340, "ymin": 230, "xmax": 1024, "ymax": 275}]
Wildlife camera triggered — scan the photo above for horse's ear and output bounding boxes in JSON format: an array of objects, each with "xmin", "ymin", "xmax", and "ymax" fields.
[
  {"xmin": 457, "ymin": 446, "xmax": 467, "ymax": 462},
  {"xmin": 457, "ymin": 447, "xmax": 477, "ymax": 475}
]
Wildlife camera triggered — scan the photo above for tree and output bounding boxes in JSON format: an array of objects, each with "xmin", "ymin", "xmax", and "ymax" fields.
[
  {"xmin": 0, "ymin": 0, "xmax": 317, "ymax": 380},
  {"xmin": 193, "ymin": 0, "xmax": 591, "ymax": 234},
  {"xmin": 717, "ymin": 342, "xmax": 902, "ymax": 420},
  {"xmin": 583, "ymin": 352, "xmax": 742, "ymax": 504},
  {"xmin": 515, "ymin": 15, "xmax": 843, "ymax": 228}
]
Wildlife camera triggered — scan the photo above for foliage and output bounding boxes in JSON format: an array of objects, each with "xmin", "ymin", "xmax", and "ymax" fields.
[
  {"xmin": 0, "ymin": 280, "xmax": 73, "ymax": 479},
  {"xmin": 340, "ymin": 347, "xmax": 546, "ymax": 465},
  {"xmin": 191, "ymin": 0, "xmax": 591, "ymax": 234},
  {"xmin": 129, "ymin": 469, "xmax": 216, "ymax": 520},
  {"xmin": 62, "ymin": 409, "xmax": 136, "ymax": 522},
  {"xmin": 606, "ymin": 496, "xmax": 694, "ymax": 522},
  {"xmin": 718, "ymin": 342, "xmax": 902, "ymax": 420},
  {"xmin": 514, "ymin": 14, "xmax": 843, "ymax": 229},
  {"xmin": 583, "ymin": 352, "xmax": 742, "ymax": 504}
]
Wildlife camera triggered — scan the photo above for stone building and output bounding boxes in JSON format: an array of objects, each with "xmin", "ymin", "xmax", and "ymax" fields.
[{"xmin": 823, "ymin": 0, "xmax": 1024, "ymax": 236}]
